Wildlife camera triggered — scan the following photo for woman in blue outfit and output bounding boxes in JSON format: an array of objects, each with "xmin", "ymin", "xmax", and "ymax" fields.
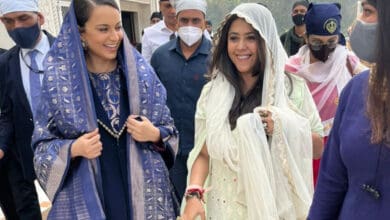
[
  {"xmin": 308, "ymin": 0, "xmax": 390, "ymax": 219},
  {"xmin": 32, "ymin": 0, "xmax": 179, "ymax": 219}
]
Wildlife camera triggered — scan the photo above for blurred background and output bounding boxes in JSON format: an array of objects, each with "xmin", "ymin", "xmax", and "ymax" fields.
[{"xmin": 206, "ymin": 0, "xmax": 359, "ymax": 36}]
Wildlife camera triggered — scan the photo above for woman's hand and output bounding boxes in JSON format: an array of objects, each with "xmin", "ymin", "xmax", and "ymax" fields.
[
  {"xmin": 126, "ymin": 115, "xmax": 160, "ymax": 143},
  {"xmin": 71, "ymin": 128, "xmax": 102, "ymax": 159},
  {"xmin": 259, "ymin": 110, "xmax": 274, "ymax": 135},
  {"xmin": 180, "ymin": 197, "xmax": 206, "ymax": 220}
]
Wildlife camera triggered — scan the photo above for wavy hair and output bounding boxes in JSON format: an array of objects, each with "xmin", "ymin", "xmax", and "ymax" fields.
[
  {"xmin": 211, "ymin": 14, "xmax": 266, "ymax": 129},
  {"xmin": 367, "ymin": 0, "xmax": 390, "ymax": 144}
]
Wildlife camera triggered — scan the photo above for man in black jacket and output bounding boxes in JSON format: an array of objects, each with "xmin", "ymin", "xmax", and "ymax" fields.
[
  {"xmin": 280, "ymin": 0, "xmax": 309, "ymax": 56},
  {"xmin": 0, "ymin": 0, "xmax": 55, "ymax": 218},
  {"xmin": 0, "ymin": 47, "xmax": 20, "ymax": 220}
]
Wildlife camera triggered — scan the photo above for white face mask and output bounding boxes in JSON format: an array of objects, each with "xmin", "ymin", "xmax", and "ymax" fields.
[{"xmin": 178, "ymin": 26, "xmax": 203, "ymax": 47}]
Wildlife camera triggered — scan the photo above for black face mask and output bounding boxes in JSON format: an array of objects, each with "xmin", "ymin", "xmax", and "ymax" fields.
[
  {"xmin": 8, "ymin": 22, "xmax": 41, "ymax": 49},
  {"xmin": 309, "ymin": 44, "xmax": 336, "ymax": 62},
  {"xmin": 292, "ymin": 14, "xmax": 305, "ymax": 26}
]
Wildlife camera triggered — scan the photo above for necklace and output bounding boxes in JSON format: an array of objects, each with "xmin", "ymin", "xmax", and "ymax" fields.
[{"xmin": 97, "ymin": 119, "xmax": 127, "ymax": 140}]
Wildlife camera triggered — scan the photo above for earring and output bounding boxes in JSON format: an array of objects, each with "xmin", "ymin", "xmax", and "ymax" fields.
[{"xmin": 81, "ymin": 40, "xmax": 88, "ymax": 50}]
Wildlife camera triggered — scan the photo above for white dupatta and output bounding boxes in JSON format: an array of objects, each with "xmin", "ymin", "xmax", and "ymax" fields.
[
  {"xmin": 186, "ymin": 3, "xmax": 313, "ymax": 220},
  {"xmin": 293, "ymin": 45, "xmax": 352, "ymax": 112}
]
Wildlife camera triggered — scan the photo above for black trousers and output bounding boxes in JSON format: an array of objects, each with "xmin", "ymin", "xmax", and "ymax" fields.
[
  {"xmin": 5, "ymin": 153, "xmax": 42, "ymax": 220},
  {"xmin": 0, "ymin": 157, "xmax": 19, "ymax": 220}
]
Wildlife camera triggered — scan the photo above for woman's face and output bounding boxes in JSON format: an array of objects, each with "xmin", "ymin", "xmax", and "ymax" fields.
[
  {"xmin": 358, "ymin": 1, "xmax": 378, "ymax": 23},
  {"xmin": 227, "ymin": 18, "xmax": 259, "ymax": 76},
  {"xmin": 80, "ymin": 5, "xmax": 123, "ymax": 63}
]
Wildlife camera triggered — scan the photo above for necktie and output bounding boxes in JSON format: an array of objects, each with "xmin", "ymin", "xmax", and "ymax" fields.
[
  {"xmin": 169, "ymin": 33, "xmax": 176, "ymax": 40},
  {"xmin": 28, "ymin": 49, "xmax": 41, "ymax": 115}
]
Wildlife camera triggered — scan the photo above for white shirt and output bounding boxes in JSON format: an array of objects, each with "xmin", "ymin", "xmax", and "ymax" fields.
[
  {"xmin": 141, "ymin": 20, "xmax": 175, "ymax": 63},
  {"xmin": 141, "ymin": 20, "xmax": 212, "ymax": 63},
  {"xmin": 20, "ymin": 32, "xmax": 50, "ymax": 110}
]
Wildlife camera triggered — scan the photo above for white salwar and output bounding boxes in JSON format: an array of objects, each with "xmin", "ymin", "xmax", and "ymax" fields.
[{"xmin": 184, "ymin": 3, "xmax": 313, "ymax": 220}]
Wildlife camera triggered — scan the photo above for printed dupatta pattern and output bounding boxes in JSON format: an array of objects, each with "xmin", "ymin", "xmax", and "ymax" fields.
[{"xmin": 32, "ymin": 2, "xmax": 178, "ymax": 219}]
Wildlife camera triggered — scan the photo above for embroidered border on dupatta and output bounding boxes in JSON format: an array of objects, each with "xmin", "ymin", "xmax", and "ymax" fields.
[{"xmin": 33, "ymin": 2, "xmax": 178, "ymax": 219}]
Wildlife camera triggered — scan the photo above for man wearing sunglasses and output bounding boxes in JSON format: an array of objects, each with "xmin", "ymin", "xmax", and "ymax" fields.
[{"xmin": 285, "ymin": 3, "xmax": 363, "ymax": 186}]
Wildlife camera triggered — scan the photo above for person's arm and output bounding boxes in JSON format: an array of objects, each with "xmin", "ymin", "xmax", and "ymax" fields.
[
  {"xmin": 0, "ymin": 101, "xmax": 12, "ymax": 158},
  {"xmin": 31, "ymin": 79, "xmax": 101, "ymax": 200},
  {"xmin": 301, "ymin": 82, "xmax": 324, "ymax": 159},
  {"xmin": 188, "ymin": 144, "xmax": 209, "ymax": 187},
  {"xmin": 312, "ymin": 133, "xmax": 324, "ymax": 159},
  {"xmin": 179, "ymin": 83, "xmax": 211, "ymax": 220},
  {"xmin": 141, "ymin": 31, "xmax": 153, "ymax": 63},
  {"xmin": 126, "ymin": 61, "xmax": 179, "ymax": 168},
  {"xmin": 181, "ymin": 143, "xmax": 209, "ymax": 220},
  {"xmin": 302, "ymin": 80, "xmax": 324, "ymax": 159},
  {"xmin": 286, "ymin": 74, "xmax": 324, "ymax": 159},
  {"xmin": 0, "ymin": 66, "xmax": 13, "ymax": 159}
]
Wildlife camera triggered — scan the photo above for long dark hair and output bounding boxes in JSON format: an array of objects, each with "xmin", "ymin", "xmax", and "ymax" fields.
[
  {"xmin": 367, "ymin": 0, "xmax": 389, "ymax": 144},
  {"xmin": 211, "ymin": 15, "xmax": 266, "ymax": 129},
  {"xmin": 74, "ymin": 0, "xmax": 120, "ymax": 27}
]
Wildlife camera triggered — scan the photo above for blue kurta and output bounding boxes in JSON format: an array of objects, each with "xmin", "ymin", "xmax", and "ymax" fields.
[
  {"xmin": 89, "ymin": 69, "xmax": 130, "ymax": 219},
  {"xmin": 308, "ymin": 70, "xmax": 390, "ymax": 219}
]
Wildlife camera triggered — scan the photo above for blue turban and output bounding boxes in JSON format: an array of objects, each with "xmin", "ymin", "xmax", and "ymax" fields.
[{"xmin": 304, "ymin": 3, "xmax": 341, "ymax": 36}]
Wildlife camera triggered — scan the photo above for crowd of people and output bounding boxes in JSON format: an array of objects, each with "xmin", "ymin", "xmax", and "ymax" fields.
[{"xmin": 0, "ymin": 0, "xmax": 388, "ymax": 219}]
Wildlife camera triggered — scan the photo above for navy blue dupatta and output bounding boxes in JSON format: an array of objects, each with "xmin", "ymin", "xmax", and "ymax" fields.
[{"xmin": 32, "ymin": 2, "xmax": 179, "ymax": 219}]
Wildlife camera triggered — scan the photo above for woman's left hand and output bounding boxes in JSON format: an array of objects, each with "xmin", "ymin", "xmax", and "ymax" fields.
[
  {"xmin": 259, "ymin": 110, "xmax": 274, "ymax": 136},
  {"xmin": 126, "ymin": 115, "xmax": 160, "ymax": 142}
]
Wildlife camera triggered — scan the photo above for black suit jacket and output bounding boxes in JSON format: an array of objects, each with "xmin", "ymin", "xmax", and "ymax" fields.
[{"xmin": 0, "ymin": 31, "xmax": 55, "ymax": 180}]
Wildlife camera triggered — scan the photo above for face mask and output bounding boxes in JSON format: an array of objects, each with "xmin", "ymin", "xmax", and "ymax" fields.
[
  {"xmin": 178, "ymin": 26, "xmax": 203, "ymax": 47},
  {"xmin": 309, "ymin": 44, "xmax": 336, "ymax": 62},
  {"xmin": 349, "ymin": 19, "xmax": 377, "ymax": 63},
  {"xmin": 292, "ymin": 14, "xmax": 305, "ymax": 26},
  {"xmin": 8, "ymin": 22, "xmax": 41, "ymax": 49}
]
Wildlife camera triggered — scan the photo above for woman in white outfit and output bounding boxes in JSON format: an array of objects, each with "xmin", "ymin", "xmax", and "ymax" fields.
[{"xmin": 180, "ymin": 3, "xmax": 314, "ymax": 220}]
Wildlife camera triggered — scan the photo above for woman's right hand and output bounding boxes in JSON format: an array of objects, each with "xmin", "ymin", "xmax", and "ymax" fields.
[
  {"xmin": 71, "ymin": 128, "xmax": 102, "ymax": 159},
  {"xmin": 180, "ymin": 197, "xmax": 206, "ymax": 220}
]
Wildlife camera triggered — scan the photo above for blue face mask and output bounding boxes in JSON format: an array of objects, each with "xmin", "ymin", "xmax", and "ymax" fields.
[{"xmin": 8, "ymin": 22, "xmax": 41, "ymax": 49}]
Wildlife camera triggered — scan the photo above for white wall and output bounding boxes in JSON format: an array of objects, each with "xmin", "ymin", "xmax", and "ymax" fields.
[
  {"xmin": 0, "ymin": 0, "xmax": 156, "ymax": 50},
  {"xmin": 0, "ymin": 24, "xmax": 15, "ymax": 50}
]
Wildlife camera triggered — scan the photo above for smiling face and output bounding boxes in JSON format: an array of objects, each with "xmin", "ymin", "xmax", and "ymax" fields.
[
  {"xmin": 227, "ymin": 18, "xmax": 259, "ymax": 76},
  {"xmin": 80, "ymin": 5, "xmax": 123, "ymax": 65}
]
